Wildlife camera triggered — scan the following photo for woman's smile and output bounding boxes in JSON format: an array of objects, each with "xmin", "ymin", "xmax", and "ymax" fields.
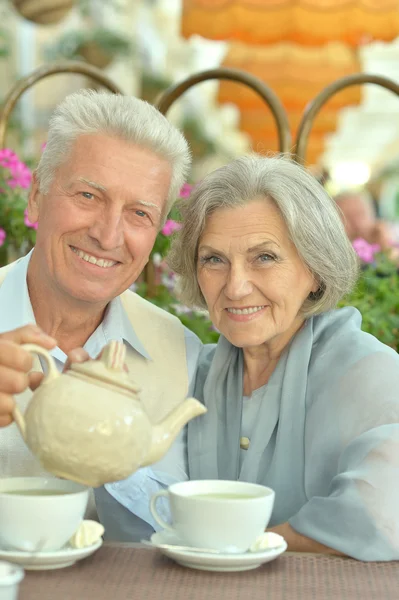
[{"xmin": 225, "ymin": 305, "xmax": 268, "ymax": 322}]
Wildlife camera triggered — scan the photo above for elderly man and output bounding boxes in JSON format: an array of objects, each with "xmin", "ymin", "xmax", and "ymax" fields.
[{"xmin": 0, "ymin": 90, "xmax": 201, "ymax": 539}]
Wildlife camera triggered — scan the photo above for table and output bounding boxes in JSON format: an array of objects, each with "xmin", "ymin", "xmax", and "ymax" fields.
[{"xmin": 19, "ymin": 544, "xmax": 399, "ymax": 600}]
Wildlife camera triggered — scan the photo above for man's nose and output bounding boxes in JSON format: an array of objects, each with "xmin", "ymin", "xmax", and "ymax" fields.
[{"xmin": 88, "ymin": 208, "xmax": 124, "ymax": 250}]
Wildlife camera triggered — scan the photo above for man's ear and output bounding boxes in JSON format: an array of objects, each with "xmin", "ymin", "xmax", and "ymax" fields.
[{"xmin": 27, "ymin": 172, "xmax": 42, "ymax": 223}]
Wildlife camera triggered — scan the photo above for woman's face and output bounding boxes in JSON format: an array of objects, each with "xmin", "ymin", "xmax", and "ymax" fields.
[{"xmin": 197, "ymin": 198, "xmax": 318, "ymax": 349}]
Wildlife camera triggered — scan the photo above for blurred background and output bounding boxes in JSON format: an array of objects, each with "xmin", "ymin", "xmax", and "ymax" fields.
[
  {"xmin": 1, "ymin": 0, "xmax": 399, "ymax": 346},
  {"xmin": 2, "ymin": 0, "xmax": 399, "ymax": 199}
]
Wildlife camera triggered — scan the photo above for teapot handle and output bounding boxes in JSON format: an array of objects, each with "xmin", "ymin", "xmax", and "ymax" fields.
[{"xmin": 12, "ymin": 343, "xmax": 60, "ymax": 439}]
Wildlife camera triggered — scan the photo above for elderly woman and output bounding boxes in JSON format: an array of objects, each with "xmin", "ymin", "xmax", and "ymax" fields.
[{"xmin": 166, "ymin": 154, "xmax": 399, "ymax": 561}]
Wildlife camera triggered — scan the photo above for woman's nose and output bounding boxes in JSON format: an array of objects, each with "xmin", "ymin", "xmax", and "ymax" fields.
[{"xmin": 224, "ymin": 266, "xmax": 253, "ymax": 300}]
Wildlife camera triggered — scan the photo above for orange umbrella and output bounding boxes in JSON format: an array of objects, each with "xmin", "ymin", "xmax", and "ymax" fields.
[
  {"xmin": 240, "ymin": 107, "xmax": 338, "ymax": 138},
  {"xmin": 182, "ymin": 0, "xmax": 399, "ymax": 47},
  {"xmin": 218, "ymin": 42, "xmax": 361, "ymax": 111}
]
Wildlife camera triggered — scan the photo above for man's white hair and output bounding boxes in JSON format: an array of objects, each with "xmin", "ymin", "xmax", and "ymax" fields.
[{"xmin": 36, "ymin": 90, "xmax": 191, "ymax": 215}]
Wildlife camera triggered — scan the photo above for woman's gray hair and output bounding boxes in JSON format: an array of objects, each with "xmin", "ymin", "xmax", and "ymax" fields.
[
  {"xmin": 36, "ymin": 90, "xmax": 191, "ymax": 216},
  {"xmin": 168, "ymin": 154, "xmax": 359, "ymax": 317}
]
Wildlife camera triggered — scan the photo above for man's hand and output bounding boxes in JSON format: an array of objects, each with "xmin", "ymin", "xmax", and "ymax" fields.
[
  {"xmin": 63, "ymin": 348, "xmax": 91, "ymax": 373},
  {"xmin": 0, "ymin": 325, "xmax": 100, "ymax": 428},
  {"xmin": 0, "ymin": 325, "xmax": 92, "ymax": 429},
  {"xmin": 0, "ymin": 325, "xmax": 57, "ymax": 427}
]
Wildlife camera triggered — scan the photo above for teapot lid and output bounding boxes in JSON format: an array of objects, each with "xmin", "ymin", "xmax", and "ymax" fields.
[{"xmin": 70, "ymin": 341, "xmax": 140, "ymax": 396}]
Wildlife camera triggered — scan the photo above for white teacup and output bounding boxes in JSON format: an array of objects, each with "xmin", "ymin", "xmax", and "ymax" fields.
[
  {"xmin": 0, "ymin": 477, "xmax": 89, "ymax": 552},
  {"xmin": 150, "ymin": 480, "xmax": 275, "ymax": 553}
]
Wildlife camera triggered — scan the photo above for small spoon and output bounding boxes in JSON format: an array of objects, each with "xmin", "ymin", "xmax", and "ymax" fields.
[{"xmin": 141, "ymin": 539, "xmax": 223, "ymax": 554}]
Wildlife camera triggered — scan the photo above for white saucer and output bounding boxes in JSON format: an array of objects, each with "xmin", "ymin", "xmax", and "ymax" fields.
[
  {"xmin": 0, "ymin": 539, "xmax": 103, "ymax": 570},
  {"xmin": 150, "ymin": 530, "xmax": 287, "ymax": 572}
]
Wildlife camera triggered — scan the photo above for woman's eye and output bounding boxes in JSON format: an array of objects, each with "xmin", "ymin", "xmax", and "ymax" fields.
[
  {"xmin": 200, "ymin": 255, "xmax": 223, "ymax": 265},
  {"xmin": 81, "ymin": 192, "xmax": 94, "ymax": 200},
  {"xmin": 258, "ymin": 253, "xmax": 275, "ymax": 263}
]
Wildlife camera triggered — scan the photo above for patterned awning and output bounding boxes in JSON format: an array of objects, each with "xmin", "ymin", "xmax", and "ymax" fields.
[
  {"xmin": 218, "ymin": 42, "xmax": 361, "ymax": 111},
  {"xmin": 182, "ymin": 0, "xmax": 399, "ymax": 47}
]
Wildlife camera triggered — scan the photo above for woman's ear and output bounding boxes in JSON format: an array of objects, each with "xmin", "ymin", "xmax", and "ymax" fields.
[
  {"xmin": 308, "ymin": 280, "xmax": 325, "ymax": 301},
  {"xmin": 311, "ymin": 278, "xmax": 320, "ymax": 294}
]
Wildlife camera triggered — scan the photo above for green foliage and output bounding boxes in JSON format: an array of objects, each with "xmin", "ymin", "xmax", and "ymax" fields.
[
  {"xmin": 44, "ymin": 27, "xmax": 133, "ymax": 62},
  {"xmin": 135, "ymin": 280, "xmax": 219, "ymax": 345},
  {"xmin": 338, "ymin": 252, "xmax": 399, "ymax": 351},
  {"xmin": 0, "ymin": 27, "xmax": 10, "ymax": 58},
  {"xmin": 78, "ymin": 0, "xmax": 125, "ymax": 17},
  {"xmin": 182, "ymin": 117, "xmax": 218, "ymax": 158},
  {"xmin": 0, "ymin": 186, "xmax": 36, "ymax": 246},
  {"xmin": 0, "ymin": 189, "xmax": 36, "ymax": 267}
]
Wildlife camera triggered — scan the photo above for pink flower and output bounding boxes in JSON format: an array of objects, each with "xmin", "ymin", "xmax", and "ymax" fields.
[
  {"xmin": 41, "ymin": 142, "xmax": 47, "ymax": 151},
  {"xmin": 0, "ymin": 228, "xmax": 6, "ymax": 247},
  {"xmin": 179, "ymin": 183, "xmax": 193, "ymax": 198},
  {"xmin": 0, "ymin": 148, "xmax": 32, "ymax": 189},
  {"xmin": 352, "ymin": 238, "xmax": 380, "ymax": 264},
  {"xmin": 24, "ymin": 209, "xmax": 38, "ymax": 230},
  {"xmin": 0, "ymin": 149, "xmax": 19, "ymax": 166},
  {"xmin": 161, "ymin": 219, "xmax": 181, "ymax": 236},
  {"xmin": 7, "ymin": 162, "xmax": 32, "ymax": 189}
]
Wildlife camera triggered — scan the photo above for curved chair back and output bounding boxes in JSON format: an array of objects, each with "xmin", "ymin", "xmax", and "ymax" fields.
[
  {"xmin": 156, "ymin": 67, "xmax": 292, "ymax": 154},
  {"xmin": 0, "ymin": 60, "xmax": 122, "ymax": 148},
  {"xmin": 295, "ymin": 74, "xmax": 399, "ymax": 164}
]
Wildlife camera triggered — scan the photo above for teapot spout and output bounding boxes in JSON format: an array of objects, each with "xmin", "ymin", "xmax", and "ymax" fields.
[{"xmin": 140, "ymin": 398, "xmax": 207, "ymax": 467}]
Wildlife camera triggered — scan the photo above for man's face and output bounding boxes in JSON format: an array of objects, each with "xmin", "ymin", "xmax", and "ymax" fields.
[
  {"xmin": 338, "ymin": 195, "xmax": 374, "ymax": 240},
  {"xmin": 28, "ymin": 133, "xmax": 172, "ymax": 306}
]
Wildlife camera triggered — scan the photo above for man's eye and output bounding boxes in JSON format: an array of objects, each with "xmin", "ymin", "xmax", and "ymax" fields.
[
  {"xmin": 135, "ymin": 210, "xmax": 149, "ymax": 218},
  {"xmin": 81, "ymin": 192, "xmax": 94, "ymax": 200}
]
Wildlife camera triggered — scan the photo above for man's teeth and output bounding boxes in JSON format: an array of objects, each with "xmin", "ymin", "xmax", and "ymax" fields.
[
  {"xmin": 71, "ymin": 247, "xmax": 116, "ymax": 268},
  {"xmin": 227, "ymin": 306, "xmax": 265, "ymax": 315}
]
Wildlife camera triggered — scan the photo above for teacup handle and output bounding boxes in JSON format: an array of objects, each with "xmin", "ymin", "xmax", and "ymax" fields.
[
  {"xmin": 12, "ymin": 343, "xmax": 60, "ymax": 439},
  {"xmin": 150, "ymin": 490, "xmax": 173, "ymax": 531}
]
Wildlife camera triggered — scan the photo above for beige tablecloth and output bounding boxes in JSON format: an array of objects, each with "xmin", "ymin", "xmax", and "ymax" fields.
[{"xmin": 19, "ymin": 544, "xmax": 399, "ymax": 600}]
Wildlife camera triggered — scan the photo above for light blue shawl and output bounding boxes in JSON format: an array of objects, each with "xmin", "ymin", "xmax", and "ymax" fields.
[{"xmin": 188, "ymin": 307, "xmax": 399, "ymax": 561}]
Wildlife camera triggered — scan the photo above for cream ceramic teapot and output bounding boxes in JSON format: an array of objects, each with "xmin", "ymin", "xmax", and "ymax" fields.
[{"xmin": 12, "ymin": 341, "xmax": 206, "ymax": 487}]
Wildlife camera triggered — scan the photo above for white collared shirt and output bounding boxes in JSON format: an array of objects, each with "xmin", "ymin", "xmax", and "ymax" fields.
[{"xmin": 0, "ymin": 251, "xmax": 199, "ymax": 532}]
